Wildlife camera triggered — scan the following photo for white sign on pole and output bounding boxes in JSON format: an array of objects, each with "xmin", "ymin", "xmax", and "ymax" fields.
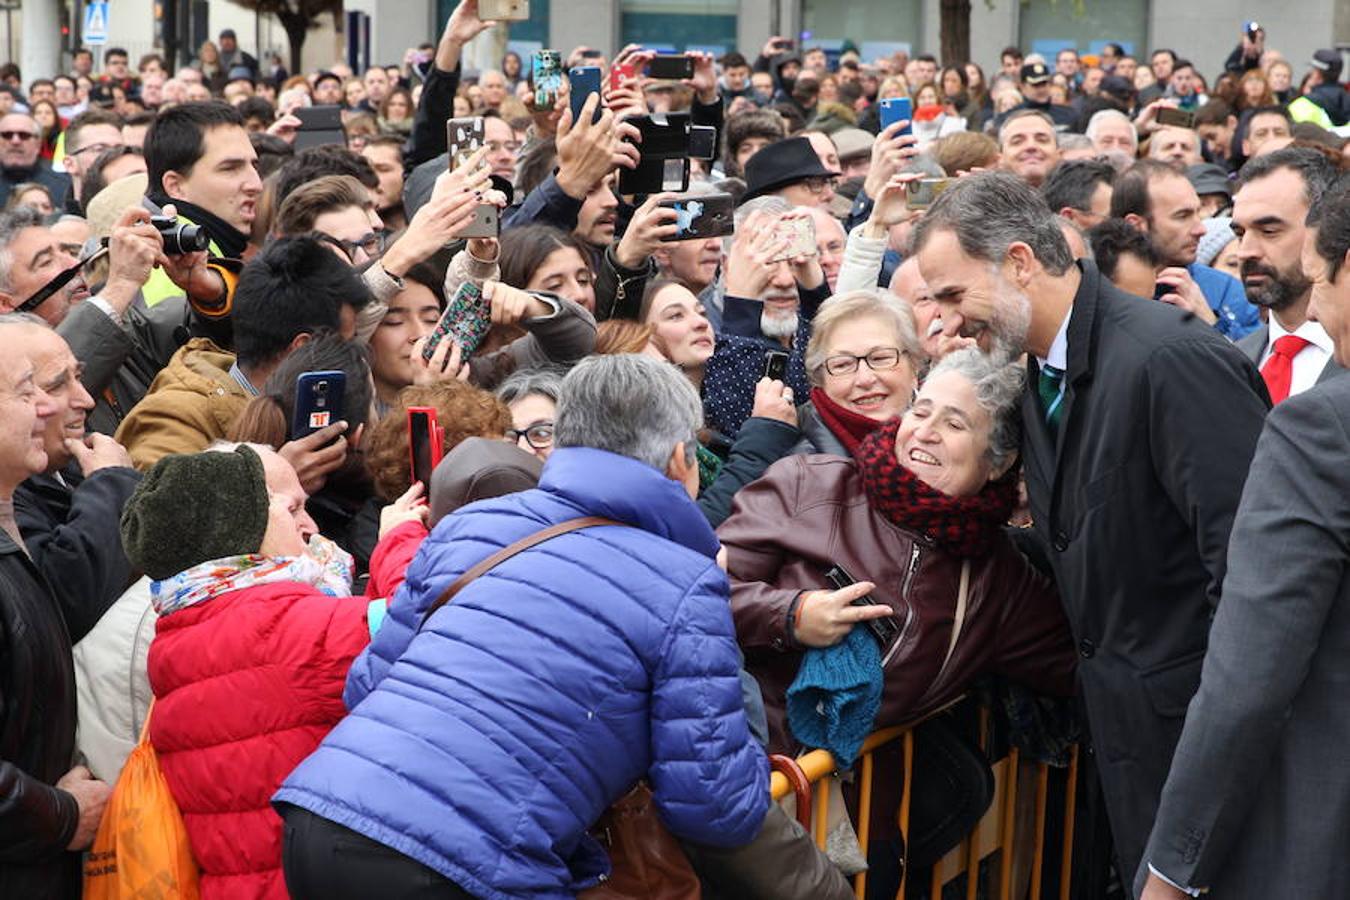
[{"xmin": 84, "ymin": 1, "xmax": 110, "ymax": 46}]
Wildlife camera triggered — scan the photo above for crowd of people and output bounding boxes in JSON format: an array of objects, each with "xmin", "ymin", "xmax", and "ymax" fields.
[{"xmin": 2, "ymin": 2, "xmax": 1350, "ymax": 898}]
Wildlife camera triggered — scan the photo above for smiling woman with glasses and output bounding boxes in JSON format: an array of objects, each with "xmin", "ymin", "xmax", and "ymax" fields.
[
  {"xmin": 793, "ymin": 289, "xmax": 922, "ymax": 457},
  {"xmin": 495, "ymin": 367, "xmax": 562, "ymax": 462}
]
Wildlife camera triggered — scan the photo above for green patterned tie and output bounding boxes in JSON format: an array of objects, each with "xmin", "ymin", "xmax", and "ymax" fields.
[{"xmin": 1038, "ymin": 364, "xmax": 1065, "ymax": 434}]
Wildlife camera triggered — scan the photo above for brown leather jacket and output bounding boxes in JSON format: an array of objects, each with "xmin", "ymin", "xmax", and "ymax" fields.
[{"xmin": 718, "ymin": 454, "xmax": 1076, "ymax": 754}]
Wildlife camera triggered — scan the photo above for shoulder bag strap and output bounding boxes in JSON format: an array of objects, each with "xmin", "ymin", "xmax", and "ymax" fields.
[{"xmin": 418, "ymin": 516, "xmax": 622, "ymax": 629}]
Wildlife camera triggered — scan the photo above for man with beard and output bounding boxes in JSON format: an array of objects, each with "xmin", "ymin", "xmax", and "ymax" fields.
[
  {"xmin": 913, "ymin": 171, "xmax": 1268, "ymax": 892},
  {"xmin": 703, "ymin": 199, "xmax": 827, "ymax": 438},
  {"xmin": 1113, "ymin": 159, "xmax": 1260, "ymax": 339},
  {"xmin": 360, "ymin": 135, "xmax": 408, "ymax": 232},
  {"xmin": 0, "ymin": 112, "xmax": 71, "ymax": 207},
  {"xmin": 1230, "ymin": 148, "xmax": 1342, "ymax": 402}
]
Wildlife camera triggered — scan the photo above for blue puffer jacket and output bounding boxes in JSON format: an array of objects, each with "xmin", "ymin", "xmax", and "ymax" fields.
[{"xmin": 275, "ymin": 447, "xmax": 768, "ymax": 900}]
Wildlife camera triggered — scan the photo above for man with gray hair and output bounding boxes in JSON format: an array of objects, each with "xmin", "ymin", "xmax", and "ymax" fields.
[
  {"xmin": 912, "ymin": 170, "xmax": 1269, "ymax": 887},
  {"xmin": 0, "ymin": 202, "xmax": 192, "ymax": 436},
  {"xmin": 1085, "ymin": 109, "xmax": 1138, "ymax": 171},
  {"xmin": 0, "ymin": 315, "xmax": 111, "ymax": 896},
  {"xmin": 703, "ymin": 198, "xmax": 828, "ymax": 437}
]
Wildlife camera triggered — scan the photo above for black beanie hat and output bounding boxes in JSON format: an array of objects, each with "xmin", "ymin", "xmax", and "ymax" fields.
[{"xmin": 120, "ymin": 445, "xmax": 270, "ymax": 580}]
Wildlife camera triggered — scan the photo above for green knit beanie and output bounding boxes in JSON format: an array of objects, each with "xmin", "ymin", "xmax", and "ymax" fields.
[{"xmin": 120, "ymin": 445, "xmax": 271, "ymax": 580}]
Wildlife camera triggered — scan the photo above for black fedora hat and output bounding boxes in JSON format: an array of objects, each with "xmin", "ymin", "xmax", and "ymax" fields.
[{"xmin": 741, "ymin": 136, "xmax": 837, "ymax": 204}]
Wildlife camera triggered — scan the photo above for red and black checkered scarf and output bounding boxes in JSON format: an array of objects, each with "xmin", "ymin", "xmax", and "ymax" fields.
[{"xmin": 854, "ymin": 420, "xmax": 1018, "ymax": 559}]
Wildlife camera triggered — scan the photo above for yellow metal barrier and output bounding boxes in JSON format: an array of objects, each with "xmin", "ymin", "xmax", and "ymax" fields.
[{"xmin": 768, "ymin": 706, "xmax": 1079, "ymax": 900}]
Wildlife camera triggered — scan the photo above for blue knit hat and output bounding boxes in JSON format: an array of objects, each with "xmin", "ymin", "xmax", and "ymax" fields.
[{"xmin": 786, "ymin": 626, "xmax": 884, "ymax": 767}]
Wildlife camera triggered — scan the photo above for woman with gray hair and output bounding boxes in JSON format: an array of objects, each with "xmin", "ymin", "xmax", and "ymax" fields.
[{"xmin": 720, "ymin": 346, "xmax": 1075, "ymax": 754}]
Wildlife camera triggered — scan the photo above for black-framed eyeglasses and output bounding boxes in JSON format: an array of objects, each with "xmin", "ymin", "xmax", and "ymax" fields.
[
  {"xmin": 314, "ymin": 230, "xmax": 385, "ymax": 262},
  {"xmin": 68, "ymin": 141, "xmax": 116, "ymax": 157},
  {"xmin": 823, "ymin": 347, "xmax": 905, "ymax": 377},
  {"xmin": 507, "ymin": 422, "xmax": 554, "ymax": 451},
  {"xmin": 802, "ymin": 175, "xmax": 839, "ymax": 195},
  {"xmin": 0, "ymin": 130, "xmax": 37, "ymax": 141}
]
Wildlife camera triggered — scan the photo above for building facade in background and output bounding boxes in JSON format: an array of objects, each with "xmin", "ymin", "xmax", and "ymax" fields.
[{"xmin": 1, "ymin": 0, "xmax": 1346, "ymax": 87}]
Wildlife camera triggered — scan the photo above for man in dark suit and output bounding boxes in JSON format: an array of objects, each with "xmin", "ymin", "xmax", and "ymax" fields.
[
  {"xmin": 913, "ymin": 172, "xmax": 1270, "ymax": 884},
  {"xmin": 1230, "ymin": 147, "xmax": 1342, "ymax": 401},
  {"xmin": 1138, "ymin": 176, "xmax": 1350, "ymax": 900}
]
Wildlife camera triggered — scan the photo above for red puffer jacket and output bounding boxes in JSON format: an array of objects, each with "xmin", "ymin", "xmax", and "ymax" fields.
[{"xmin": 147, "ymin": 582, "xmax": 370, "ymax": 900}]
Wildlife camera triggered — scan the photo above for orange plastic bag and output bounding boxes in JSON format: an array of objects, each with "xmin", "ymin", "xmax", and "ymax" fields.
[{"xmin": 83, "ymin": 703, "xmax": 200, "ymax": 900}]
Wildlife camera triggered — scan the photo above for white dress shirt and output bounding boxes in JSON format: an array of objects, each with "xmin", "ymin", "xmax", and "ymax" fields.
[{"xmin": 1257, "ymin": 317, "xmax": 1334, "ymax": 399}]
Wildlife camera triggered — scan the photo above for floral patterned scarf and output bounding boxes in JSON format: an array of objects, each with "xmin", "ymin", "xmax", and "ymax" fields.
[{"xmin": 151, "ymin": 534, "xmax": 355, "ymax": 616}]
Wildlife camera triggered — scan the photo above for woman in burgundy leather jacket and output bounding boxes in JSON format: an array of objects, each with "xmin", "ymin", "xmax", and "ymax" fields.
[{"xmin": 719, "ymin": 348, "xmax": 1076, "ymax": 754}]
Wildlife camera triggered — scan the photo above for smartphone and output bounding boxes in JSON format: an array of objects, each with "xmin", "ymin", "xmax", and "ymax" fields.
[
  {"xmin": 478, "ymin": 0, "xmax": 530, "ymax": 21},
  {"xmin": 291, "ymin": 371, "xmax": 347, "ymax": 441},
  {"xmin": 609, "ymin": 60, "xmax": 636, "ymax": 93},
  {"xmin": 768, "ymin": 216, "xmax": 817, "ymax": 263},
  {"xmin": 1155, "ymin": 107, "xmax": 1196, "ymax": 129},
  {"xmin": 407, "ymin": 406, "xmax": 444, "ymax": 488},
  {"xmin": 294, "ymin": 105, "xmax": 345, "ymax": 150},
  {"xmin": 647, "ymin": 54, "xmax": 694, "ymax": 80},
  {"xmin": 763, "ymin": 350, "xmax": 788, "ymax": 383},
  {"xmin": 532, "ymin": 50, "xmax": 563, "ymax": 108},
  {"xmin": 659, "ymin": 192, "xmax": 735, "ymax": 242},
  {"xmin": 446, "ymin": 116, "xmax": 484, "ymax": 170},
  {"xmin": 879, "ymin": 97, "xmax": 912, "ymax": 137},
  {"xmin": 423, "ymin": 280, "xmax": 491, "ymax": 362},
  {"xmin": 905, "ymin": 177, "xmax": 952, "ymax": 210},
  {"xmin": 1244, "ymin": 19, "xmax": 1261, "ymax": 40},
  {"xmin": 824, "ymin": 562, "xmax": 900, "ymax": 649},
  {"xmin": 688, "ymin": 124, "xmax": 717, "ymax": 160},
  {"xmin": 568, "ymin": 66, "xmax": 603, "ymax": 124}
]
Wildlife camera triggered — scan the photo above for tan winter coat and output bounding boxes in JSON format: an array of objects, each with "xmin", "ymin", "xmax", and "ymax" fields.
[{"xmin": 114, "ymin": 338, "xmax": 250, "ymax": 470}]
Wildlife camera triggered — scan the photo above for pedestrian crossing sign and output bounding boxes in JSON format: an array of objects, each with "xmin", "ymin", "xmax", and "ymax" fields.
[{"xmin": 84, "ymin": 1, "xmax": 110, "ymax": 46}]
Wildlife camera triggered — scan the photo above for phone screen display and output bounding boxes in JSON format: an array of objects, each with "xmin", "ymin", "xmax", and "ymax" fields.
[{"xmin": 408, "ymin": 410, "xmax": 437, "ymax": 487}]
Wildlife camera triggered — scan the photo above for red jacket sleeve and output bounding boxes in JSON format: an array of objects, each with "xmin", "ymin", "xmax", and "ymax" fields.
[{"xmin": 365, "ymin": 521, "xmax": 429, "ymax": 599}]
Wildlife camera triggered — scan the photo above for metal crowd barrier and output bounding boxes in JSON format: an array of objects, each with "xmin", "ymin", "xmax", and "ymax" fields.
[{"xmin": 768, "ymin": 704, "xmax": 1080, "ymax": 900}]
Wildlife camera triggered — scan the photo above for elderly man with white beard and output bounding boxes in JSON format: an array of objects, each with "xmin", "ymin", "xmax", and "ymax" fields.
[{"xmin": 703, "ymin": 199, "xmax": 828, "ymax": 439}]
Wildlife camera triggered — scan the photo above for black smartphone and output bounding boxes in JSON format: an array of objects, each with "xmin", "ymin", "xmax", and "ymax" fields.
[
  {"xmin": 659, "ymin": 192, "xmax": 735, "ymax": 242},
  {"xmin": 291, "ymin": 370, "xmax": 347, "ymax": 441},
  {"xmin": 294, "ymin": 105, "xmax": 345, "ymax": 150},
  {"xmin": 763, "ymin": 349, "xmax": 789, "ymax": 382},
  {"xmin": 647, "ymin": 54, "xmax": 695, "ymax": 80},
  {"xmin": 1155, "ymin": 107, "xmax": 1196, "ymax": 129},
  {"xmin": 568, "ymin": 66, "xmax": 603, "ymax": 124},
  {"xmin": 824, "ymin": 562, "xmax": 900, "ymax": 648}
]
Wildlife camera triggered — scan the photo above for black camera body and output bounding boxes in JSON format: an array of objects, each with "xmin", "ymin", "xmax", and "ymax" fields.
[
  {"xmin": 618, "ymin": 113, "xmax": 719, "ymax": 195},
  {"xmin": 150, "ymin": 216, "xmax": 210, "ymax": 255}
]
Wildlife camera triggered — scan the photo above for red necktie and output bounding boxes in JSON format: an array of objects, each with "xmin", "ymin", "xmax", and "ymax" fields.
[{"xmin": 1260, "ymin": 334, "xmax": 1311, "ymax": 404}]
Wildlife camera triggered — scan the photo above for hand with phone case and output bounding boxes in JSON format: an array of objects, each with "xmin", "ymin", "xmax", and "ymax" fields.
[
  {"xmin": 278, "ymin": 421, "xmax": 351, "ymax": 495},
  {"xmin": 381, "ymin": 163, "xmax": 489, "ymax": 275},
  {"xmin": 614, "ymin": 193, "xmax": 681, "ymax": 268},
  {"xmin": 863, "ymin": 120, "xmax": 921, "ymax": 203},
  {"xmin": 423, "ymin": 280, "xmax": 492, "ymax": 364},
  {"xmin": 794, "ymin": 572, "xmax": 894, "ymax": 649}
]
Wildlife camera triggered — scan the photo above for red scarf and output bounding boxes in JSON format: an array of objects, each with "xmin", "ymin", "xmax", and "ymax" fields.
[
  {"xmin": 854, "ymin": 420, "xmax": 1018, "ymax": 559},
  {"xmin": 810, "ymin": 388, "xmax": 887, "ymax": 456}
]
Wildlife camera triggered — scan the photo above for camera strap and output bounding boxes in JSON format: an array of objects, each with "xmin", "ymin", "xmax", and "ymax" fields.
[{"xmin": 16, "ymin": 245, "xmax": 108, "ymax": 314}]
